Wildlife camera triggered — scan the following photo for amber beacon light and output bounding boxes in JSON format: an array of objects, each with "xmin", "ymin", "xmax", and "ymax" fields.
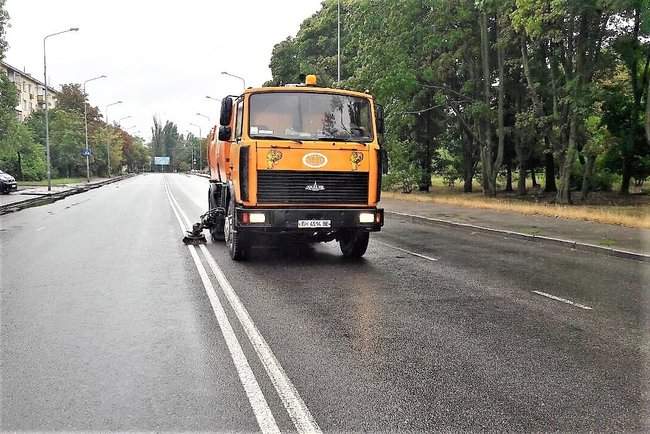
[{"xmin": 305, "ymin": 74, "xmax": 318, "ymax": 86}]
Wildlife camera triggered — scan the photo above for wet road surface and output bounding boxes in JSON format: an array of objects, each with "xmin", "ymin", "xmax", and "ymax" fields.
[{"xmin": 1, "ymin": 173, "xmax": 648, "ymax": 431}]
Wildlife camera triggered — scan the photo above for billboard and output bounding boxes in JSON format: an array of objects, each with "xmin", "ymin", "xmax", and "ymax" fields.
[{"xmin": 154, "ymin": 156, "xmax": 170, "ymax": 165}]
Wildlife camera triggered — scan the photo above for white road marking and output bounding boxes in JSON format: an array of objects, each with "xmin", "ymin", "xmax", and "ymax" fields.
[
  {"xmin": 198, "ymin": 245, "xmax": 321, "ymax": 433},
  {"xmin": 164, "ymin": 183, "xmax": 280, "ymax": 434},
  {"xmin": 374, "ymin": 239, "xmax": 438, "ymax": 262},
  {"xmin": 166, "ymin": 178, "xmax": 321, "ymax": 433},
  {"xmin": 532, "ymin": 290, "xmax": 593, "ymax": 310}
]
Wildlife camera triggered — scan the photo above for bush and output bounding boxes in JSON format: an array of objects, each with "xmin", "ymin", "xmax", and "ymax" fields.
[
  {"xmin": 383, "ymin": 164, "xmax": 422, "ymax": 193},
  {"xmin": 382, "ymin": 139, "xmax": 424, "ymax": 193}
]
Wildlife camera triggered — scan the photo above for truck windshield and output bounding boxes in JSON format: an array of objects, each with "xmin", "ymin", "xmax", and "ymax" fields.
[{"xmin": 249, "ymin": 92, "xmax": 373, "ymax": 143}]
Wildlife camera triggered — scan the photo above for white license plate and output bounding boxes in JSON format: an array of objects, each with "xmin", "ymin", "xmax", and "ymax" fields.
[{"xmin": 298, "ymin": 219, "xmax": 331, "ymax": 228}]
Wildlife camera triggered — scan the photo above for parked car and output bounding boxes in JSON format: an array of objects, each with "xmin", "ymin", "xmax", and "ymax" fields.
[{"xmin": 0, "ymin": 170, "xmax": 18, "ymax": 194}]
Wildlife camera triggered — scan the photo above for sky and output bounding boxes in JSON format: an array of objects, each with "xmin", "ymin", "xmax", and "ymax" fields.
[{"xmin": 5, "ymin": 0, "xmax": 323, "ymax": 141}]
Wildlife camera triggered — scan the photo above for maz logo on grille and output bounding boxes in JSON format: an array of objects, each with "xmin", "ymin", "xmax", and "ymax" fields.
[
  {"xmin": 302, "ymin": 152, "xmax": 328, "ymax": 169},
  {"xmin": 305, "ymin": 181, "xmax": 326, "ymax": 192}
]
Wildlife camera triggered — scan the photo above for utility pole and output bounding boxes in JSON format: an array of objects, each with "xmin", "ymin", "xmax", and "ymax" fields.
[
  {"xmin": 337, "ymin": 0, "xmax": 341, "ymax": 83},
  {"xmin": 43, "ymin": 27, "xmax": 79, "ymax": 191},
  {"xmin": 196, "ymin": 113, "xmax": 210, "ymax": 170},
  {"xmin": 190, "ymin": 123, "xmax": 202, "ymax": 171},
  {"xmin": 83, "ymin": 75, "xmax": 107, "ymax": 182},
  {"xmin": 104, "ymin": 100, "xmax": 123, "ymax": 177}
]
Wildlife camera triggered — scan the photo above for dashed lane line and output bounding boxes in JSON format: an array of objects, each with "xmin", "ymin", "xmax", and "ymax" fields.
[
  {"xmin": 373, "ymin": 239, "xmax": 439, "ymax": 262},
  {"xmin": 532, "ymin": 290, "xmax": 593, "ymax": 310}
]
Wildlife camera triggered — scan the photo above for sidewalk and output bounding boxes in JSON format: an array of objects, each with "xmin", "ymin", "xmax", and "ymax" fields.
[
  {"xmin": 0, "ymin": 177, "xmax": 125, "ymax": 214},
  {"xmin": 380, "ymin": 196, "xmax": 650, "ymax": 257}
]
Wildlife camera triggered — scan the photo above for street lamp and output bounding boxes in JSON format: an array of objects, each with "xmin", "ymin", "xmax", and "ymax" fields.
[
  {"xmin": 221, "ymin": 71, "xmax": 246, "ymax": 90},
  {"xmin": 82, "ymin": 74, "xmax": 106, "ymax": 182},
  {"xmin": 195, "ymin": 113, "xmax": 210, "ymax": 169},
  {"xmin": 185, "ymin": 130, "xmax": 195, "ymax": 171},
  {"xmin": 206, "ymin": 95, "xmax": 219, "ymax": 102},
  {"xmin": 117, "ymin": 115, "xmax": 132, "ymax": 126},
  {"xmin": 190, "ymin": 122, "xmax": 202, "ymax": 171},
  {"xmin": 43, "ymin": 27, "xmax": 79, "ymax": 191},
  {"xmin": 105, "ymin": 100, "xmax": 123, "ymax": 177}
]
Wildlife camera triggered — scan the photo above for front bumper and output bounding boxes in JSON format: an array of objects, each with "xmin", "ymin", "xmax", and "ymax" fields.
[
  {"xmin": 235, "ymin": 207, "xmax": 384, "ymax": 232},
  {"xmin": 1, "ymin": 181, "xmax": 17, "ymax": 192}
]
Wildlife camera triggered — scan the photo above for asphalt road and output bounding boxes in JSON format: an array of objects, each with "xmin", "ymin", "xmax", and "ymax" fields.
[{"xmin": 1, "ymin": 173, "xmax": 648, "ymax": 431}]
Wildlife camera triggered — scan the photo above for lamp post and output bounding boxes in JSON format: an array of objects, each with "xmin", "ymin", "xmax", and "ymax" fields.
[
  {"xmin": 43, "ymin": 27, "xmax": 79, "ymax": 191},
  {"xmin": 104, "ymin": 100, "xmax": 123, "ymax": 177},
  {"xmin": 206, "ymin": 95, "xmax": 219, "ymax": 102},
  {"xmin": 82, "ymin": 74, "xmax": 106, "ymax": 182},
  {"xmin": 196, "ymin": 113, "xmax": 210, "ymax": 169},
  {"xmin": 185, "ymin": 130, "xmax": 195, "ymax": 171},
  {"xmin": 189, "ymin": 123, "xmax": 202, "ymax": 171},
  {"xmin": 337, "ymin": 0, "xmax": 341, "ymax": 83},
  {"xmin": 221, "ymin": 71, "xmax": 246, "ymax": 90},
  {"xmin": 117, "ymin": 115, "xmax": 132, "ymax": 126}
]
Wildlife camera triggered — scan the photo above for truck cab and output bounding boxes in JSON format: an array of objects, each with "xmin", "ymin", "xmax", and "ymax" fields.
[{"xmin": 206, "ymin": 75, "xmax": 386, "ymax": 260}]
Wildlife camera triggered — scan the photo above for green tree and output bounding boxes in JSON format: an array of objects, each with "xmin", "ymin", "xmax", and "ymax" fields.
[{"xmin": 0, "ymin": 0, "xmax": 8, "ymax": 61}]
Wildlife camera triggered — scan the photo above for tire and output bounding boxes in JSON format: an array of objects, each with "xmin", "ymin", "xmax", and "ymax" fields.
[
  {"xmin": 224, "ymin": 199, "xmax": 247, "ymax": 260},
  {"xmin": 338, "ymin": 230, "xmax": 369, "ymax": 258},
  {"xmin": 208, "ymin": 189, "xmax": 225, "ymax": 241}
]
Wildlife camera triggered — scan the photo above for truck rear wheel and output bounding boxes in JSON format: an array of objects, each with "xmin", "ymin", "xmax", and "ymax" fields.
[
  {"xmin": 338, "ymin": 230, "xmax": 369, "ymax": 258},
  {"xmin": 208, "ymin": 189, "xmax": 225, "ymax": 241},
  {"xmin": 224, "ymin": 200, "xmax": 247, "ymax": 261}
]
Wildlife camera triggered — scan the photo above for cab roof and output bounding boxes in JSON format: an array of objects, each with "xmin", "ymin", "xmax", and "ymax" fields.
[{"xmin": 242, "ymin": 85, "xmax": 374, "ymax": 100}]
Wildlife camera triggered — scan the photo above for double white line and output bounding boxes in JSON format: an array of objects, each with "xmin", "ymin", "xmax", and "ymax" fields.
[{"xmin": 164, "ymin": 180, "xmax": 320, "ymax": 433}]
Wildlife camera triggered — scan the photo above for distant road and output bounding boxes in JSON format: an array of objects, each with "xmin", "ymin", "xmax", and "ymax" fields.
[{"xmin": 1, "ymin": 173, "xmax": 647, "ymax": 431}]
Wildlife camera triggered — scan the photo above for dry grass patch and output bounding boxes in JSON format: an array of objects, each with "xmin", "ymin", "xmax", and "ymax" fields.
[{"xmin": 382, "ymin": 191, "xmax": 650, "ymax": 229}]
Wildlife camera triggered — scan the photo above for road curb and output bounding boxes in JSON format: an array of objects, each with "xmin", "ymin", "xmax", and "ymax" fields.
[
  {"xmin": 0, "ymin": 175, "xmax": 133, "ymax": 216},
  {"xmin": 386, "ymin": 210, "xmax": 650, "ymax": 263}
]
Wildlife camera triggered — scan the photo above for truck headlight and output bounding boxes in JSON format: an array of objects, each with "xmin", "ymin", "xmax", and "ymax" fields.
[
  {"xmin": 249, "ymin": 213, "xmax": 266, "ymax": 223},
  {"xmin": 359, "ymin": 212, "xmax": 375, "ymax": 223}
]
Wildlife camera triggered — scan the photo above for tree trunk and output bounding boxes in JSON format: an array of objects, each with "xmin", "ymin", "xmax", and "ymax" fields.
[
  {"xmin": 646, "ymin": 73, "xmax": 650, "ymax": 145},
  {"xmin": 478, "ymin": 10, "xmax": 505, "ymax": 198},
  {"xmin": 581, "ymin": 154, "xmax": 594, "ymax": 200},
  {"xmin": 518, "ymin": 164, "xmax": 527, "ymax": 195},
  {"xmin": 620, "ymin": 156, "xmax": 632, "ymax": 195},
  {"xmin": 531, "ymin": 169, "xmax": 538, "ymax": 187},
  {"xmin": 505, "ymin": 162, "xmax": 513, "ymax": 192},
  {"xmin": 557, "ymin": 117, "xmax": 577, "ymax": 204},
  {"xmin": 479, "ymin": 11, "xmax": 495, "ymax": 197},
  {"xmin": 544, "ymin": 150, "xmax": 557, "ymax": 192},
  {"xmin": 16, "ymin": 151, "xmax": 22, "ymax": 181}
]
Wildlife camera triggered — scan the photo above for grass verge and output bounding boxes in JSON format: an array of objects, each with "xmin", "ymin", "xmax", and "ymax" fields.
[
  {"xmin": 21, "ymin": 177, "xmax": 102, "ymax": 187},
  {"xmin": 382, "ymin": 191, "xmax": 650, "ymax": 229}
]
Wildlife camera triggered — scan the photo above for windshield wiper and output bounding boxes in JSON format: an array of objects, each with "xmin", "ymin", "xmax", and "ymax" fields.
[
  {"xmin": 313, "ymin": 136, "xmax": 370, "ymax": 144},
  {"xmin": 252, "ymin": 135, "xmax": 302, "ymax": 144}
]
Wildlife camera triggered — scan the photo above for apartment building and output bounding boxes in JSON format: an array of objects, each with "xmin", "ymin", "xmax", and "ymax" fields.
[{"xmin": 1, "ymin": 60, "xmax": 58, "ymax": 121}]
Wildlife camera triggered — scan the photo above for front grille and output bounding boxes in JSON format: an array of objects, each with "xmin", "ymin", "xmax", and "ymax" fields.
[{"xmin": 257, "ymin": 171, "xmax": 369, "ymax": 204}]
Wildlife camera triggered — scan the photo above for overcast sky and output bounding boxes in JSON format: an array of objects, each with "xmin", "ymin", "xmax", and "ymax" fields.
[{"xmin": 5, "ymin": 0, "xmax": 323, "ymax": 140}]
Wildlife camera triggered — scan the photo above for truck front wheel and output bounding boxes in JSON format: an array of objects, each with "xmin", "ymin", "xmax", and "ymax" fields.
[
  {"xmin": 338, "ymin": 230, "xmax": 369, "ymax": 258},
  {"xmin": 224, "ymin": 200, "xmax": 247, "ymax": 261}
]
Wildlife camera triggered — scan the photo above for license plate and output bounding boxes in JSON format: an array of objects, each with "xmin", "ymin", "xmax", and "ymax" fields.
[{"xmin": 298, "ymin": 219, "xmax": 331, "ymax": 228}]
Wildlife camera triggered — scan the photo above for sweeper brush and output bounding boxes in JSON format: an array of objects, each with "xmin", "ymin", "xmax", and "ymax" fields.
[
  {"xmin": 183, "ymin": 223, "xmax": 207, "ymax": 245},
  {"xmin": 182, "ymin": 208, "xmax": 224, "ymax": 245}
]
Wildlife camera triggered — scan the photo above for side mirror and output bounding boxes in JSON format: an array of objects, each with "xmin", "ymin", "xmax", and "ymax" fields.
[
  {"xmin": 220, "ymin": 97, "xmax": 233, "ymax": 126},
  {"xmin": 376, "ymin": 104, "xmax": 385, "ymax": 135},
  {"xmin": 380, "ymin": 148, "xmax": 389, "ymax": 175},
  {"xmin": 218, "ymin": 126, "xmax": 231, "ymax": 141}
]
